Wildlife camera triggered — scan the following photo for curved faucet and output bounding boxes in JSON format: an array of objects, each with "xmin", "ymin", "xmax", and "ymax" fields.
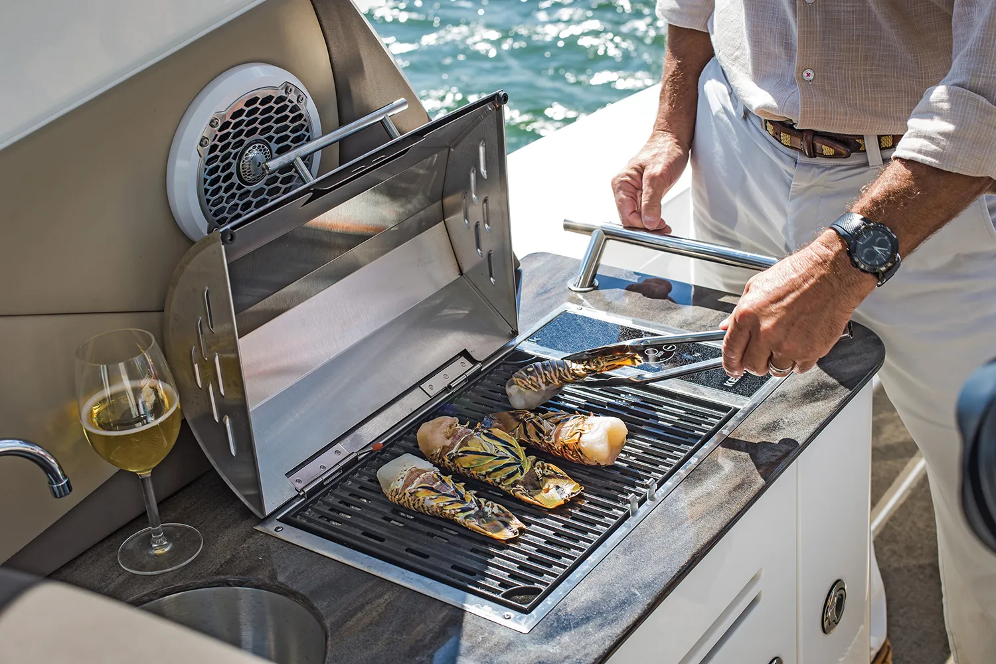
[{"xmin": 0, "ymin": 439, "xmax": 72, "ymax": 498}]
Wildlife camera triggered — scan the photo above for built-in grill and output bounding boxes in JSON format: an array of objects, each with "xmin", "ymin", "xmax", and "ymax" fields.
[
  {"xmin": 281, "ymin": 349, "xmax": 733, "ymax": 615},
  {"xmin": 163, "ymin": 82, "xmax": 784, "ymax": 633}
]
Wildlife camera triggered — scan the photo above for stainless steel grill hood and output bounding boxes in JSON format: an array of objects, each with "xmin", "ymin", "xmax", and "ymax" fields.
[{"xmin": 164, "ymin": 93, "xmax": 518, "ymax": 517}]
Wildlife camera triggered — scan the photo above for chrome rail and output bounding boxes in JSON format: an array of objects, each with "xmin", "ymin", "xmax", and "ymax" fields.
[{"xmin": 563, "ymin": 219, "xmax": 777, "ymax": 292}]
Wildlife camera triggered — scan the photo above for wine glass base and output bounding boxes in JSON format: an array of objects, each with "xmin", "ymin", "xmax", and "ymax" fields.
[{"xmin": 118, "ymin": 523, "xmax": 203, "ymax": 576}]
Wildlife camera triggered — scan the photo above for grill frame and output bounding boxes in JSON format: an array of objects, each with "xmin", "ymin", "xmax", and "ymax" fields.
[{"xmin": 258, "ymin": 305, "xmax": 786, "ymax": 632}]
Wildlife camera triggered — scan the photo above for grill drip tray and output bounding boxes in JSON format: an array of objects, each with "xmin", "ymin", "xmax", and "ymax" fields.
[{"xmin": 274, "ymin": 350, "xmax": 740, "ymax": 630}]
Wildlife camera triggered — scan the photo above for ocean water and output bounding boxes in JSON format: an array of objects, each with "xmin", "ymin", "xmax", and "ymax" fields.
[{"xmin": 358, "ymin": 0, "xmax": 668, "ymax": 152}]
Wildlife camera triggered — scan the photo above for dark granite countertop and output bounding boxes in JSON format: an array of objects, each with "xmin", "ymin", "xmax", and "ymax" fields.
[{"xmin": 51, "ymin": 253, "xmax": 884, "ymax": 664}]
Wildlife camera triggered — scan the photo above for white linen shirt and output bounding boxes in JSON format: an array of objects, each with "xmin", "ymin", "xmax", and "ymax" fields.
[{"xmin": 657, "ymin": 0, "xmax": 996, "ymax": 179}]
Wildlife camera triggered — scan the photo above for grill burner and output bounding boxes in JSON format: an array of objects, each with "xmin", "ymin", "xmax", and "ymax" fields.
[{"xmin": 281, "ymin": 350, "xmax": 733, "ymax": 614}]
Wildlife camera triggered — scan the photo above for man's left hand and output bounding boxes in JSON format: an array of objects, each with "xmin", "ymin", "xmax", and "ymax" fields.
[{"xmin": 721, "ymin": 231, "xmax": 877, "ymax": 377}]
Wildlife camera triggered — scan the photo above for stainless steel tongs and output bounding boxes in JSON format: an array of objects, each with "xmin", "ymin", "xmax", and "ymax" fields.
[
  {"xmin": 559, "ymin": 322, "xmax": 852, "ymax": 388},
  {"xmin": 559, "ymin": 330, "xmax": 727, "ymax": 388}
]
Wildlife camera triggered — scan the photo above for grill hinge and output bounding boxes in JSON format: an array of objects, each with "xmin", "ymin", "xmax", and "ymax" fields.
[{"xmin": 419, "ymin": 356, "xmax": 479, "ymax": 397}]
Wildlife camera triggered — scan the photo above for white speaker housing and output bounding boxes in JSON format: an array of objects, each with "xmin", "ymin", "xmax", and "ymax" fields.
[{"xmin": 167, "ymin": 63, "xmax": 321, "ymax": 241}]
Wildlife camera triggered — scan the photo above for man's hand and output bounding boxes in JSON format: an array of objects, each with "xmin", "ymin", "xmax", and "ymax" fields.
[
  {"xmin": 721, "ymin": 231, "xmax": 876, "ymax": 377},
  {"xmin": 610, "ymin": 25, "xmax": 713, "ymax": 230},
  {"xmin": 611, "ymin": 131, "xmax": 688, "ymax": 232}
]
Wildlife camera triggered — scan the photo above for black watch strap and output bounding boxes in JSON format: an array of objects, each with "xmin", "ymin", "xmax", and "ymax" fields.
[
  {"xmin": 830, "ymin": 212, "xmax": 902, "ymax": 287},
  {"xmin": 831, "ymin": 211, "xmax": 866, "ymax": 240}
]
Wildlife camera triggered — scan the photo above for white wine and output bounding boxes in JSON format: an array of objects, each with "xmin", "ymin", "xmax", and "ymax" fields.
[{"xmin": 82, "ymin": 380, "xmax": 182, "ymax": 474}]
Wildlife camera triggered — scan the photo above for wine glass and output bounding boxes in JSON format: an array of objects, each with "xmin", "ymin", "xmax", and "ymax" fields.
[{"xmin": 75, "ymin": 328, "xmax": 202, "ymax": 575}]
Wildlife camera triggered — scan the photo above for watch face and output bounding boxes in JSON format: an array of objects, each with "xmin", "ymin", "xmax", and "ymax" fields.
[{"xmin": 853, "ymin": 226, "xmax": 897, "ymax": 270}]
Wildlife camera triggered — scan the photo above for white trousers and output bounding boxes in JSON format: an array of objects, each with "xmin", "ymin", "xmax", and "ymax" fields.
[{"xmin": 689, "ymin": 59, "xmax": 996, "ymax": 664}]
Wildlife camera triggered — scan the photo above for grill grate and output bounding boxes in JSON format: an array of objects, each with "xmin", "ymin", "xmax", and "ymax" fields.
[{"xmin": 282, "ymin": 350, "xmax": 733, "ymax": 613}]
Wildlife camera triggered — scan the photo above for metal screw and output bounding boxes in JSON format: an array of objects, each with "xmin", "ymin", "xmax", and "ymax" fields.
[
  {"xmin": 319, "ymin": 465, "xmax": 326, "ymax": 471},
  {"xmin": 297, "ymin": 94, "xmax": 305, "ymax": 103},
  {"xmin": 769, "ymin": 658, "xmax": 783, "ymax": 664},
  {"xmin": 209, "ymin": 117, "xmax": 220, "ymax": 128},
  {"xmin": 503, "ymin": 612, "xmax": 513, "ymax": 620},
  {"xmin": 427, "ymin": 384, "xmax": 434, "ymax": 391},
  {"xmin": 334, "ymin": 449, "xmax": 342, "ymax": 456},
  {"xmin": 284, "ymin": 85, "xmax": 294, "ymax": 96},
  {"xmin": 295, "ymin": 478, "xmax": 303, "ymax": 484},
  {"xmin": 275, "ymin": 526, "xmax": 283, "ymax": 532},
  {"xmin": 199, "ymin": 136, "xmax": 209, "ymax": 147}
]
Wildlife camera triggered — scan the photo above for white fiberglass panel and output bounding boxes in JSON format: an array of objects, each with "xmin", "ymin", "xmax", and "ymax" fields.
[{"xmin": 0, "ymin": 0, "xmax": 264, "ymax": 150}]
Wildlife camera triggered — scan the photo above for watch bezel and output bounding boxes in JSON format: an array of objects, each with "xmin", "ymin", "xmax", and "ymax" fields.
[{"xmin": 848, "ymin": 222, "xmax": 900, "ymax": 274}]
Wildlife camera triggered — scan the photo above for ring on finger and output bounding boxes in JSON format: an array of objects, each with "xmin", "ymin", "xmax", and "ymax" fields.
[{"xmin": 767, "ymin": 359, "xmax": 796, "ymax": 377}]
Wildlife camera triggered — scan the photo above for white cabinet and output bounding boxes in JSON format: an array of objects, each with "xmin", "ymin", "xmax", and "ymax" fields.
[
  {"xmin": 607, "ymin": 465, "xmax": 797, "ymax": 664},
  {"xmin": 796, "ymin": 384, "xmax": 873, "ymax": 664},
  {"xmin": 608, "ymin": 384, "xmax": 873, "ymax": 664}
]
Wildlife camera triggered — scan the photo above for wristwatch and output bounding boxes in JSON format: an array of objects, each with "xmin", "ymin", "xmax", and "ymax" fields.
[{"xmin": 829, "ymin": 212, "xmax": 901, "ymax": 286}]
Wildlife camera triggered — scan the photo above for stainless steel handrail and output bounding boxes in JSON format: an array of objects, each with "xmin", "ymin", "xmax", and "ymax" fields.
[
  {"xmin": 263, "ymin": 98, "xmax": 409, "ymax": 182},
  {"xmin": 563, "ymin": 219, "xmax": 777, "ymax": 292}
]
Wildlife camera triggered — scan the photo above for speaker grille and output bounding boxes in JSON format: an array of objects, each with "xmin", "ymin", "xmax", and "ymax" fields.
[{"xmin": 198, "ymin": 83, "xmax": 315, "ymax": 229}]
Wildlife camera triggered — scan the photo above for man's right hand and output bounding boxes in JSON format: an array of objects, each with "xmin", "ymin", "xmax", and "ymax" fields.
[{"xmin": 611, "ymin": 130, "xmax": 689, "ymax": 233}]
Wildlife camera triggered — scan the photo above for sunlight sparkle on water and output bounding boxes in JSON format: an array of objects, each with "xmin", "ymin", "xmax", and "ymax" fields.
[{"xmin": 362, "ymin": 0, "xmax": 666, "ymax": 151}]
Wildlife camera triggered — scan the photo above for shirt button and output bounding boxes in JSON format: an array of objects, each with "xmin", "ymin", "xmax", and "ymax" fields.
[{"xmin": 803, "ymin": 68, "xmax": 815, "ymax": 81}]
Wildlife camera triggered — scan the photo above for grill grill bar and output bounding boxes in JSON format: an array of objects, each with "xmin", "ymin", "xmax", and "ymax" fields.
[{"xmin": 281, "ymin": 350, "xmax": 733, "ymax": 613}]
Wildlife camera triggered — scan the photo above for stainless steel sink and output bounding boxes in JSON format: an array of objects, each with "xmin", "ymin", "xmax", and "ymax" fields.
[{"xmin": 140, "ymin": 585, "xmax": 326, "ymax": 663}]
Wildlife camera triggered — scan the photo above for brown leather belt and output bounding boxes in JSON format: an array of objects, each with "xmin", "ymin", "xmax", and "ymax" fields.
[{"xmin": 762, "ymin": 119, "xmax": 903, "ymax": 159}]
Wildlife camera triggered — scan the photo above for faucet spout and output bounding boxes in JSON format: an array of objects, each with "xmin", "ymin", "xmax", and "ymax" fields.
[{"xmin": 0, "ymin": 439, "xmax": 73, "ymax": 498}]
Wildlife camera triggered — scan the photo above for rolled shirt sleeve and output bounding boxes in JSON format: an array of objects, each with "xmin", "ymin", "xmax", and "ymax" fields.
[
  {"xmin": 656, "ymin": 0, "xmax": 713, "ymax": 33},
  {"xmin": 893, "ymin": 1, "xmax": 996, "ymax": 180}
]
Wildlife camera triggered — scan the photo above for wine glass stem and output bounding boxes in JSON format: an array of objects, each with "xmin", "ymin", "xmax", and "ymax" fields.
[{"xmin": 138, "ymin": 473, "xmax": 171, "ymax": 553}]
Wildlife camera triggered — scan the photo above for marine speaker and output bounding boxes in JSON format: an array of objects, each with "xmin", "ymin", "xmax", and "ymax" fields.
[{"xmin": 167, "ymin": 63, "xmax": 321, "ymax": 241}]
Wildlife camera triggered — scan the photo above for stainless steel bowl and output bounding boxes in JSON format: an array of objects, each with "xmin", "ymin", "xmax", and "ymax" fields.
[{"xmin": 140, "ymin": 586, "xmax": 326, "ymax": 663}]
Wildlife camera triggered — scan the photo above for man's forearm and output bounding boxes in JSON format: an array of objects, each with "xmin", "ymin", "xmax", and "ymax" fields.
[
  {"xmin": 652, "ymin": 25, "xmax": 714, "ymax": 147},
  {"xmin": 849, "ymin": 159, "xmax": 993, "ymax": 256},
  {"xmin": 810, "ymin": 158, "xmax": 995, "ymax": 296}
]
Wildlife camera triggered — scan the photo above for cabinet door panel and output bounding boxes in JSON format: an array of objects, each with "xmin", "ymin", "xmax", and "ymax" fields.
[{"xmin": 608, "ymin": 465, "xmax": 798, "ymax": 664}]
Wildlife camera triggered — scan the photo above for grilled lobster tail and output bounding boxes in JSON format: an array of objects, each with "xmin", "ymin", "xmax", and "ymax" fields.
[
  {"xmin": 505, "ymin": 354, "xmax": 643, "ymax": 409},
  {"xmin": 417, "ymin": 417, "xmax": 582, "ymax": 509},
  {"xmin": 489, "ymin": 410, "xmax": 629, "ymax": 466},
  {"xmin": 377, "ymin": 454, "xmax": 525, "ymax": 540}
]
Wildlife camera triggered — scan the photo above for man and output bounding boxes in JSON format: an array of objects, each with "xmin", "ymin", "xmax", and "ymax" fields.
[{"xmin": 611, "ymin": 2, "xmax": 996, "ymax": 662}]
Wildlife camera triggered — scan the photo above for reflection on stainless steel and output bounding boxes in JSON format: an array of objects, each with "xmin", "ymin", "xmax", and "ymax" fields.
[
  {"xmin": 235, "ymin": 203, "xmax": 444, "ymax": 336},
  {"xmin": 228, "ymin": 153, "xmax": 445, "ymax": 323},
  {"xmin": 140, "ymin": 586, "xmax": 326, "ymax": 664},
  {"xmin": 165, "ymin": 234, "xmax": 263, "ymax": 515},
  {"xmin": 262, "ymin": 98, "xmax": 408, "ymax": 175},
  {"xmin": 567, "ymin": 227, "xmax": 606, "ymax": 293},
  {"xmin": 0, "ymin": 439, "xmax": 72, "ymax": 498},
  {"xmin": 240, "ymin": 223, "xmax": 460, "ymax": 410},
  {"xmin": 442, "ymin": 113, "xmax": 517, "ymax": 330},
  {"xmin": 249, "ymin": 276, "xmax": 513, "ymax": 509},
  {"xmin": 564, "ymin": 219, "xmax": 778, "ymax": 291}
]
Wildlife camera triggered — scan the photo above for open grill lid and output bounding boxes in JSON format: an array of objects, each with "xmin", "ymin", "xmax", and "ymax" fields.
[{"xmin": 164, "ymin": 93, "xmax": 518, "ymax": 517}]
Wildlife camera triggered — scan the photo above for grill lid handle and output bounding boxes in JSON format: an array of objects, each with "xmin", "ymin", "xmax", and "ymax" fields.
[
  {"xmin": 262, "ymin": 98, "xmax": 409, "ymax": 183},
  {"xmin": 563, "ymin": 219, "xmax": 777, "ymax": 292}
]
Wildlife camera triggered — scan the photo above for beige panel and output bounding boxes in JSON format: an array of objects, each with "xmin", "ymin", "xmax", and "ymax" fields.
[
  {"xmin": 0, "ymin": 0, "xmax": 339, "ymax": 316},
  {"xmin": 0, "ymin": 311, "xmax": 168, "ymax": 563},
  {"xmin": 0, "ymin": 584, "xmax": 267, "ymax": 663}
]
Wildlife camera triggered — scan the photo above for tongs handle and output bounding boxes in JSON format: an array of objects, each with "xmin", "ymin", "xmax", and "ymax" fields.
[
  {"xmin": 562, "ymin": 329, "xmax": 726, "ymax": 362},
  {"xmin": 579, "ymin": 357, "xmax": 726, "ymax": 387}
]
